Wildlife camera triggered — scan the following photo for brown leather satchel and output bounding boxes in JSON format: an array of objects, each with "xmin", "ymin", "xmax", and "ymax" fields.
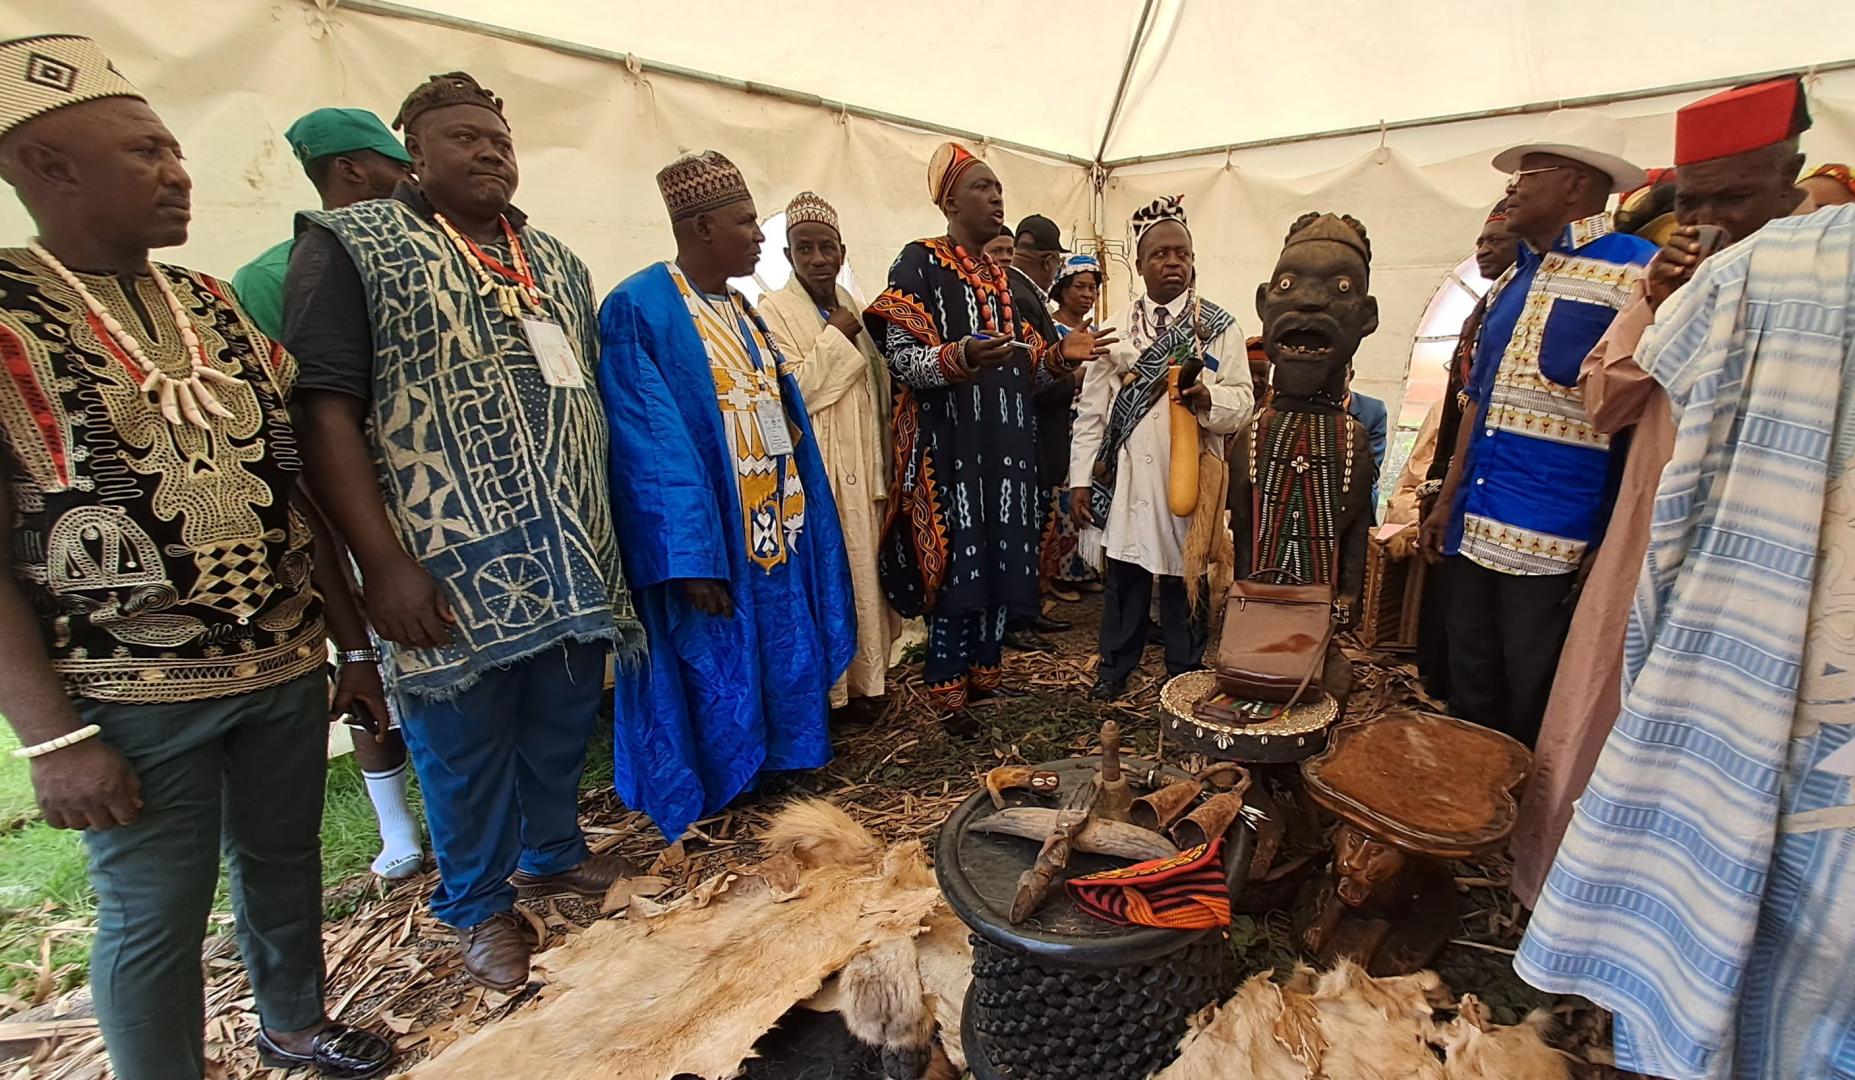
[{"xmin": 1211, "ymin": 569, "xmax": 1334, "ymax": 706}]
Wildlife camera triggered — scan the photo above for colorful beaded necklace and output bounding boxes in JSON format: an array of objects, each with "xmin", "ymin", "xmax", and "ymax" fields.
[
  {"xmin": 948, "ymin": 239, "xmax": 1015, "ymax": 340},
  {"xmin": 433, "ymin": 213, "xmax": 545, "ymax": 318},
  {"xmin": 1250, "ymin": 408, "xmax": 1357, "ymax": 585}
]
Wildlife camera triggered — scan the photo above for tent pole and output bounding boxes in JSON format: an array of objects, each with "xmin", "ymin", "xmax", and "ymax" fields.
[
  {"xmin": 1092, "ymin": 0, "xmax": 1161, "ymax": 167},
  {"xmin": 1101, "ymin": 58, "xmax": 1855, "ymax": 169},
  {"xmin": 324, "ymin": 0, "xmax": 1094, "ymax": 167}
]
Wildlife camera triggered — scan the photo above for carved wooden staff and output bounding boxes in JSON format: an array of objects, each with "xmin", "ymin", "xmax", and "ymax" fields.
[
  {"xmin": 1009, "ymin": 776, "xmax": 1102, "ymax": 923},
  {"xmin": 1096, "ymin": 720, "xmax": 1134, "ymax": 822}
]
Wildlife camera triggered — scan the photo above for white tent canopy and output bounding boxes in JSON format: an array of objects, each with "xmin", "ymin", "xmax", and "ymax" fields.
[
  {"xmin": 5, "ymin": 1, "xmax": 1854, "ymax": 419},
  {"xmin": 348, "ymin": 0, "xmax": 1855, "ymax": 164}
]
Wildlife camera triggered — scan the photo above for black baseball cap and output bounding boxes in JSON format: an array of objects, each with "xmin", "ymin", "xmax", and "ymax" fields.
[{"xmin": 1014, "ymin": 214, "xmax": 1069, "ymax": 253}]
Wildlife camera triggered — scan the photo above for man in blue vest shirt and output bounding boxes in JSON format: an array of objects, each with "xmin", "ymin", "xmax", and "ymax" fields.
[{"xmin": 1420, "ymin": 123, "xmax": 1656, "ymax": 747}]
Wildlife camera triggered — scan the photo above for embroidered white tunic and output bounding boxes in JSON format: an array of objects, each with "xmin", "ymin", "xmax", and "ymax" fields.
[{"xmin": 1067, "ymin": 292, "xmax": 1250, "ymax": 578}]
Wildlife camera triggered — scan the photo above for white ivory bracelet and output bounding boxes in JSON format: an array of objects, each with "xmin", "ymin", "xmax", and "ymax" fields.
[{"xmin": 11, "ymin": 724, "xmax": 102, "ymax": 760}]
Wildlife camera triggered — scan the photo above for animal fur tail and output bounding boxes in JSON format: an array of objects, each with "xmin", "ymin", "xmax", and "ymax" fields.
[
  {"xmin": 837, "ymin": 938, "xmax": 934, "ymax": 1080},
  {"xmin": 761, "ymin": 798, "xmax": 883, "ymax": 869},
  {"xmin": 1184, "ymin": 449, "xmax": 1233, "ymax": 612}
]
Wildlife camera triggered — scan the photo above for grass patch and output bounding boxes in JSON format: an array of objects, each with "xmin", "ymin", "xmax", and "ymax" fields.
[{"xmin": 0, "ymin": 724, "xmax": 619, "ymax": 1006}]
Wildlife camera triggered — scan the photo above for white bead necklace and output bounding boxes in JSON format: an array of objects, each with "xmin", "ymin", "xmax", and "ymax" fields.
[{"xmin": 28, "ymin": 240, "xmax": 243, "ymax": 429}]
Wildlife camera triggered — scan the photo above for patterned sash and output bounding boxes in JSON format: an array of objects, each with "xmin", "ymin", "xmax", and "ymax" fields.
[
  {"xmin": 667, "ymin": 264, "xmax": 807, "ymax": 573},
  {"xmin": 1088, "ymin": 296, "xmax": 1234, "ymax": 521}
]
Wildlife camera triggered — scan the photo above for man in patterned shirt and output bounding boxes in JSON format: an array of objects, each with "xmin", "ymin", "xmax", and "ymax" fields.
[
  {"xmin": 0, "ymin": 35, "xmax": 393, "ymax": 1079},
  {"xmin": 1421, "ymin": 121, "xmax": 1656, "ymax": 747}
]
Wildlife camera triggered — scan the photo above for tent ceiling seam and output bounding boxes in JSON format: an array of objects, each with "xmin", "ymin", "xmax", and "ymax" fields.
[
  {"xmin": 1092, "ymin": 0, "xmax": 1161, "ymax": 168},
  {"xmin": 325, "ymin": 0, "xmax": 1095, "ymax": 166}
]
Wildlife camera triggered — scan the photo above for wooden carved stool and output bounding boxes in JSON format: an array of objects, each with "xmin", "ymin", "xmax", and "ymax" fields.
[{"xmin": 1295, "ymin": 710, "xmax": 1529, "ymax": 975}]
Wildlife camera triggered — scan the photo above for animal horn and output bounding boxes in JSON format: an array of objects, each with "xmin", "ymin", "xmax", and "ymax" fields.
[
  {"xmin": 1172, "ymin": 791, "xmax": 1245, "ymax": 850},
  {"xmin": 1129, "ymin": 779, "xmax": 1202, "ymax": 832}
]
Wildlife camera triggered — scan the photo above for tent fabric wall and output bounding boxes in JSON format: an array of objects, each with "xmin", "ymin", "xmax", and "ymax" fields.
[
  {"xmin": 3, "ymin": 0, "xmax": 1852, "ymax": 424},
  {"xmin": 0, "ymin": 0, "xmax": 1089, "ymax": 306},
  {"xmin": 1101, "ymin": 69, "xmax": 1855, "ymax": 415}
]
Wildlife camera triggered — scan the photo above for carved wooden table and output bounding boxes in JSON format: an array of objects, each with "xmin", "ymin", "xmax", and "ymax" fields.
[{"xmin": 1295, "ymin": 710, "xmax": 1530, "ymax": 975}]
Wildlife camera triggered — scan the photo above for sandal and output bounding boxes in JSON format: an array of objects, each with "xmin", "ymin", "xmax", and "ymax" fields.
[{"xmin": 256, "ymin": 1022, "xmax": 395, "ymax": 1078}]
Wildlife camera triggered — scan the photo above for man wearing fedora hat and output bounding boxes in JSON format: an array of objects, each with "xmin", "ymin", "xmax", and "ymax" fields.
[{"xmin": 1420, "ymin": 118, "xmax": 1657, "ymax": 748}]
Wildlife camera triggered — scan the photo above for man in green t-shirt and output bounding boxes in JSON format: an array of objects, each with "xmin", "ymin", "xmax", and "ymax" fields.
[
  {"xmin": 233, "ymin": 108, "xmax": 422, "ymax": 881},
  {"xmin": 233, "ymin": 108, "xmax": 410, "ymax": 338}
]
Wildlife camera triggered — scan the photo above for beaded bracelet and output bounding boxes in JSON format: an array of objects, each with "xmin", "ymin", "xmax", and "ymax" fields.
[
  {"xmin": 338, "ymin": 648, "xmax": 382, "ymax": 665},
  {"xmin": 11, "ymin": 724, "xmax": 102, "ymax": 760}
]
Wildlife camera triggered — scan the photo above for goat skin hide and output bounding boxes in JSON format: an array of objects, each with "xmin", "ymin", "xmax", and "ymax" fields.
[{"xmin": 402, "ymin": 800, "xmax": 956, "ymax": 1080}]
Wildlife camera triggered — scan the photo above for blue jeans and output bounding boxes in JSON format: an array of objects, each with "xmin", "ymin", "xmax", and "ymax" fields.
[{"xmin": 397, "ymin": 640, "xmax": 606, "ymax": 928}]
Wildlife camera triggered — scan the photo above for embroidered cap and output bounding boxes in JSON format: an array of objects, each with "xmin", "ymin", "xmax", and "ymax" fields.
[
  {"xmin": 784, "ymin": 190, "xmax": 839, "ymax": 236},
  {"xmin": 1675, "ymin": 77, "xmax": 1809, "ymax": 166},
  {"xmin": 0, "ymin": 35, "xmax": 143, "ymax": 141},
  {"xmin": 658, "ymin": 150, "xmax": 752, "ymax": 223},
  {"xmin": 927, "ymin": 141, "xmax": 980, "ymax": 206},
  {"xmin": 1132, "ymin": 195, "xmax": 1188, "ymax": 246},
  {"xmin": 1485, "ymin": 197, "xmax": 1510, "ymax": 224}
]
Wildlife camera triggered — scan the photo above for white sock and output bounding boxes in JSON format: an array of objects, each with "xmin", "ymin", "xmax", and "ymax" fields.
[{"xmin": 363, "ymin": 762, "xmax": 423, "ymax": 875}]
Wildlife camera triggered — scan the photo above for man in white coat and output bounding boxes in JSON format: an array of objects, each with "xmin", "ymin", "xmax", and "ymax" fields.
[
  {"xmin": 1070, "ymin": 196, "xmax": 1251, "ymax": 699},
  {"xmin": 758, "ymin": 192, "xmax": 896, "ymax": 722}
]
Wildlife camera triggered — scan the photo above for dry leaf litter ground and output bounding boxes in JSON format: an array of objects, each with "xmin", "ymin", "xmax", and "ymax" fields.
[{"xmin": 1, "ymin": 596, "xmax": 1642, "ymax": 1079}]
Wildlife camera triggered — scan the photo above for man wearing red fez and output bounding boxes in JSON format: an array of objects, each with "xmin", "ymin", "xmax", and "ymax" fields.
[{"xmin": 1512, "ymin": 78, "xmax": 1816, "ymax": 906}]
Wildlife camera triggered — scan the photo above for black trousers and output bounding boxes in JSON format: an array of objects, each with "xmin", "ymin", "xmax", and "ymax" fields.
[
  {"xmin": 1097, "ymin": 557, "xmax": 1206, "ymax": 685},
  {"xmin": 1445, "ymin": 557, "xmax": 1577, "ymax": 748},
  {"xmin": 1415, "ymin": 555, "xmax": 1454, "ymax": 701}
]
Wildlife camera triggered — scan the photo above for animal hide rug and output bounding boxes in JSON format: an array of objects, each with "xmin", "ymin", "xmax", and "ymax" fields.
[{"xmin": 402, "ymin": 800, "xmax": 959, "ymax": 1080}]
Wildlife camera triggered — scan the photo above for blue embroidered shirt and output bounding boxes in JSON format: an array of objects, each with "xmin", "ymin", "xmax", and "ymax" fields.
[{"xmin": 1444, "ymin": 214, "xmax": 1655, "ymax": 575}]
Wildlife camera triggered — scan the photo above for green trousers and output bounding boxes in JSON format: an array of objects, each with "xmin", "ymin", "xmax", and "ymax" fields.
[{"xmin": 78, "ymin": 670, "xmax": 328, "ymax": 1080}]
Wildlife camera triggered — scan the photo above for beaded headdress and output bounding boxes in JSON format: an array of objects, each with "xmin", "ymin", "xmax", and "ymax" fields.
[
  {"xmin": 393, "ymin": 71, "xmax": 505, "ymax": 132},
  {"xmin": 0, "ymin": 35, "xmax": 143, "ymax": 140},
  {"xmin": 658, "ymin": 150, "xmax": 752, "ymax": 223},
  {"xmin": 928, "ymin": 141, "xmax": 980, "ymax": 206},
  {"xmin": 785, "ymin": 191, "xmax": 839, "ymax": 236},
  {"xmin": 1131, "ymin": 195, "xmax": 1189, "ymax": 246},
  {"xmin": 1283, "ymin": 213, "xmax": 1372, "ymax": 266}
]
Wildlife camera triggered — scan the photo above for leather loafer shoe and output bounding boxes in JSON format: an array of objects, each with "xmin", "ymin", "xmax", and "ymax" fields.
[
  {"xmin": 511, "ymin": 850, "xmax": 642, "ymax": 899},
  {"xmin": 1003, "ymin": 629, "xmax": 1053, "ymax": 653},
  {"xmin": 257, "ymin": 1021, "xmax": 395, "ymax": 1079},
  {"xmin": 1032, "ymin": 613, "xmax": 1072, "ymax": 632},
  {"xmin": 1089, "ymin": 679, "xmax": 1126, "ymax": 701},
  {"xmin": 457, "ymin": 912, "xmax": 532, "ymax": 992}
]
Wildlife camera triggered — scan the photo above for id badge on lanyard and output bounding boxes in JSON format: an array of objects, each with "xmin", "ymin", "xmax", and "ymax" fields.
[
  {"xmin": 730, "ymin": 305, "xmax": 795, "ymax": 457},
  {"xmin": 523, "ymin": 316, "xmax": 584, "ymax": 388}
]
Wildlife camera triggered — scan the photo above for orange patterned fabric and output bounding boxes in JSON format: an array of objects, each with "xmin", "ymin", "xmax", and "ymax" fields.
[{"xmin": 1067, "ymin": 838, "xmax": 1230, "ymax": 930}]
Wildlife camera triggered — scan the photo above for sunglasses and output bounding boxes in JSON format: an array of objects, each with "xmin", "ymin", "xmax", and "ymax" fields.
[{"xmin": 1506, "ymin": 165, "xmax": 1567, "ymax": 191}]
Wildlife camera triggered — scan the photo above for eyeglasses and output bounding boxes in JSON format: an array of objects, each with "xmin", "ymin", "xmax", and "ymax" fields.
[{"xmin": 1506, "ymin": 165, "xmax": 1566, "ymax": 191}]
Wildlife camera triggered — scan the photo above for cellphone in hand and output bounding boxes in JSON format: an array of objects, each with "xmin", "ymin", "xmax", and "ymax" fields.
[{"xmin": 1690, "ymin": 224, "xmax": 1729, "ymax": 259}]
